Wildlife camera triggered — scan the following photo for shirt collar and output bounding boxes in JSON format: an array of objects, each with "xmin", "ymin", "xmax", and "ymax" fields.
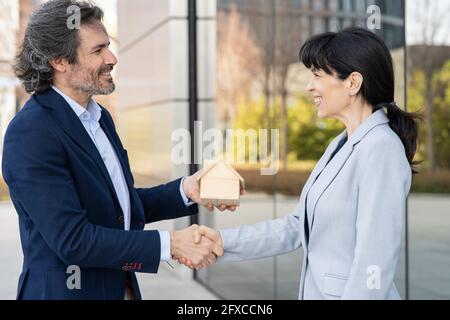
[{"xmin": 51, "ymin": 85, "xmax": 102, "ymax": 122}]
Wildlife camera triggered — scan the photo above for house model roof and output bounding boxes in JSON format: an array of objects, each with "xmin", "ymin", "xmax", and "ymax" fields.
[{"xmin": 196, "ymin": 159, "xmax": 245, "ymax": 189}]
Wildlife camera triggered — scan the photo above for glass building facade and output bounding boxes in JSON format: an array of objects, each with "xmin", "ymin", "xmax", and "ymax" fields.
[
  {"xmin": 3, "ymin": 0, "xmax": 448, "ymax": 301},
  {"xmin": 197, "ymin": 0, "xmax": 407, "ymax": 300},
  {"xmin": 114, "ymin": 0, "xmax": 449, "ymax": 300}
]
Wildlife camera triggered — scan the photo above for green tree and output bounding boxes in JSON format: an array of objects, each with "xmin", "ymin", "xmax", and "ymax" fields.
[
  {"xmin": 233, "ymin": 94, "xmax": 344, "ymax": 164},
  {"xmin": 232, "ymin": 96, "xmax": 280, "ymax": 162},
  {"xmin": 432, "ymin": 60, "xmax": 450, "ymax": 169},
  {"xmin": 288, "ymin": 94, "xmax": 343, "ymax": 161},
  {"xmin": 408, "ymin": 60, "xmax": 450, "ymax": 170}
]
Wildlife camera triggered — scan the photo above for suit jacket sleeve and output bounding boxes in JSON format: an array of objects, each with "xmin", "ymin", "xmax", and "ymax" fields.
[
  {"xmin": 219, "ymin": 211, "xmax": 303, "ymax": 262},
  {"xmin": 340, "ymin": 140, "xmax": 411, "ymax": 299},
  {"xmin": 2, "ymin": 115, "xmax": 162, "ymax": 273},
  {"xmin": 136, "ymin": 181, "xmax": 198, "ymax": 224}
]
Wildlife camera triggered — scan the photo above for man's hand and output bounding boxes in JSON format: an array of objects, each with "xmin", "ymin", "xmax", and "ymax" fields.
[
  {"xmin": 176, "ymin": 225, "xmax": 223, "ymax": 269},
  {"xmin": 170, "ymin": 224, "xmax": 223, "ymax": 269},
  {"xmin": 183, "ymin": 168, "xmax": 246, "ymax": 212}
]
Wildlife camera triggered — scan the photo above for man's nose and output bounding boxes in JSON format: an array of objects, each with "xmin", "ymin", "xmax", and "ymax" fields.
[{"xmin": 105, "ymin": 48, "xmax": 118, "ymax": 66}]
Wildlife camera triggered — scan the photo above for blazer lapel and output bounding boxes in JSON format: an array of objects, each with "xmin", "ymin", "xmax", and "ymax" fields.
[
  {"xmin": 302, "ymin": 131, "xmax": 347, "ymax": 199},
  {"xmin": 297, "ymin": 131, "xmax": 346, "ymax": 249},
  {"xmin": 306, "ymin": 109, "xmax": 390, "ymax": 235},
  {"xmin": 34, "ymin": 89, "xmax": 122, "ymax": 208},
  {"xmin": 99, "ymin": 113, "xmax": 145, "ymax": 229},
  {"xmin": 307, "ymin": 141, "xmax": 354, "ymax": 234}
]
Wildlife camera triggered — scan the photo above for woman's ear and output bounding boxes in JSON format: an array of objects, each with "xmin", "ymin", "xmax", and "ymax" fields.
[{"xmin": 346, "ymin": 72, "xmax": 363, "ymax": 96}]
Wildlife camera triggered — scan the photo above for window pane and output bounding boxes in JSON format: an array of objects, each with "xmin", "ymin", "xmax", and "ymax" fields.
[
  {"xmin": 199, "ymin": 0, "xmax": 407, "ymax": 300},
  {"xmin": 406, "ymin": 0, "xmax": 450, "ymax": 299}
]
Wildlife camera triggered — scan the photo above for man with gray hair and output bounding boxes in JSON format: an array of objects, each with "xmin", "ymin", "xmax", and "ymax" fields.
[{"xmin": 3, "ymin": 0, "xmax": 235, "ymax": 300}]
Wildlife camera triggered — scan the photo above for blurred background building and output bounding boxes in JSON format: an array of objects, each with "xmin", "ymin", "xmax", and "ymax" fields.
[
  {"xmin": 0, "ymin": 0, "xmax": 19, "ymax": 170},
  {"xmin": 0, "ymin": 0, "xmax": 449, "ymax": 300}
]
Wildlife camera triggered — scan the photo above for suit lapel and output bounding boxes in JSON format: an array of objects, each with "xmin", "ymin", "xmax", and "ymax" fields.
[
  {"xmin": 307, "ymin": 141, "xmax": 354, "ymax": 233},
  {"xmin": 305, "ymin": 109, "xmax": 390, "ymax": 237},
  {"xmin": 99, "ymin": 111, "xmax": 145, "ymax": 229},
  {"xmin": 302, "ymin": 131, "xmax": 347, "ymax": 200},
  {"xmin": 34, "ymin": 89, "xmax": 122, "ymax": 208},
  {"xmin": 297, "ymin": 131, "xmax": 345, "ymax": 249}
]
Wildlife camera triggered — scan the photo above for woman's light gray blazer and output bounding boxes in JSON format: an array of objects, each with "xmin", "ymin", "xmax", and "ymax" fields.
[{"xmin": 220, "ymin": 109, "xmax": 412, "ymax": 300}]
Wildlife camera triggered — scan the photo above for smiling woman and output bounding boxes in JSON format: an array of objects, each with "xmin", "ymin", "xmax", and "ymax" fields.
[
  {"xmin": 299, "ymin": 27, "xmax": 421, "ymax": 172},
  {"xmin": 191, "ymin": 27, "xmax": 422, "ymax": 300}
]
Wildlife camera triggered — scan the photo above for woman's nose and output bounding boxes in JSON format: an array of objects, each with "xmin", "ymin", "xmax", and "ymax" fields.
[{"xmin": 306, "ymin": 80, "xmax": 314, "ymax": 92}]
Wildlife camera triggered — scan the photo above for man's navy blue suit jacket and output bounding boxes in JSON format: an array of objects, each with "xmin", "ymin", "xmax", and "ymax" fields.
[{"xmin": 2, "ymin": 88, "xmax": 197, "ymax": 300}]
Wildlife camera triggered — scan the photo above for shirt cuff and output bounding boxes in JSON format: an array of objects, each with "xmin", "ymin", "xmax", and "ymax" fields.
[
  {"xmin": 179, "ymin": 177, "xmax": 195, "ymax": 206},
  {"xmin": 159, "ymin": 231, "xmax": 171, "ymax": 262}
]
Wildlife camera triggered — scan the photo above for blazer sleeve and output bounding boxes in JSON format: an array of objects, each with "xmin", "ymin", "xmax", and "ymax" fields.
[
  {"xmin": 219, "ymin": 208, "xmax": 303, "ymax": 262},
  {"xmin": 136, "ymin": 181, "xmax": 198, "ymax": 224},
  {"xmin": 2, "ymin": 115, "xmax": 162, "ymax": 273},
  {"xmin": 340, "ymin": 140, "xmax": 412, "ymax": 299}
]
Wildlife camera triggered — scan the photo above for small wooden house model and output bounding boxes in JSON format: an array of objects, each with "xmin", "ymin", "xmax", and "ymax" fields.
[{"xmin": 196, "ymin": 159, "xmax": 245, "ymax": 206}]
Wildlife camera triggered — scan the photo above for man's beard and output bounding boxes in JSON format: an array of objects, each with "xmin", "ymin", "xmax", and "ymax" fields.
[{"xmin": 68, "ymin": 63, "xmax": 115, "ymax": 96}]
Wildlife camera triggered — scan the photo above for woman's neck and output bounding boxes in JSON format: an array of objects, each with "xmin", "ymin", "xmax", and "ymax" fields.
[{"xmin": 336, "ymin": 101, "xmax": 374, "ymax": 137}]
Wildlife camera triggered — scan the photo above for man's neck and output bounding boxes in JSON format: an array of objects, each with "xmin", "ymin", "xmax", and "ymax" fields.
[{"xmin": 52, "ymin": 82, "xmax": 92, "ymax": 108}]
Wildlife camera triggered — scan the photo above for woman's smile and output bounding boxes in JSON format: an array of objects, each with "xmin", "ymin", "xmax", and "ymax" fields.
[{"xmin": 313, "ymin": 96, "xmax": 323, "ymax": 107}]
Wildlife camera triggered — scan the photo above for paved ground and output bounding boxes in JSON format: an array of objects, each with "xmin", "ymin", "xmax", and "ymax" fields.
[{"xmin": 1, "ymin": 193, "xmax": 449, "ymax": 300}]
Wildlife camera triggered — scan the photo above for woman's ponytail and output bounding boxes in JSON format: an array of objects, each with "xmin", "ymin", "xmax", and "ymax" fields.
[{"xmin": 375, "ymin": 102, "xmax": 422, "ymax": 174}]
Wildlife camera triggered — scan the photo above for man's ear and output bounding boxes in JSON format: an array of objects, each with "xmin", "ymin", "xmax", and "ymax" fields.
[
  {"xmin": 346, "ymin": 72, "xmax": 363, "ymax": 96},
  {"xmin": 49, "ymin": 57, "xmax": 69, "ymax": 73}
]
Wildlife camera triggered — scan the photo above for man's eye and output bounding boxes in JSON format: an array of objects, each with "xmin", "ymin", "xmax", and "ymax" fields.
[{"xmin": 94, "ymin": 49, "xmax": 102, "ymax": 54}]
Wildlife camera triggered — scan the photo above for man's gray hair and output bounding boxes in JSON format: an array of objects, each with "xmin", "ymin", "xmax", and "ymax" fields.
[{"xmin": 14, "ymin": 0, "xmax": 104, "ymax": 93}]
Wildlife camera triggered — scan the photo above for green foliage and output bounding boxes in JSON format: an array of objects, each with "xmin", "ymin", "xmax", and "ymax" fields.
[
  {"xmin": 287, "ymin": 94, "xmax": 343, "ymax": 160},
  {"xmin": 233, "ymin": 57, "xmax": 450, "ymax": 168},
  {"xmin": 408, "ymin": 60, "xmax": 450, "ymax": 169},
  {"xmin": 407, "ymin": 70, "xmax": 427, "ymax": 163},
  {"xmin": 233, "ymin": 96, "xmax": 275, "ymax": 131},
  {"xmin": 231, "ymin": 96, "xmax": 280, "ymax": 162},
  {"xmin": 432, "ymin": 61, "xmax": 450, "ymax": 169},
  {"xmin": 232, "ymin": 94, "xmax": 344, "ymax": 162}
]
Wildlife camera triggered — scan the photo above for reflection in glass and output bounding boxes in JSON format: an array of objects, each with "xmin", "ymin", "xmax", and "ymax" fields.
[{"xmin": 197, "ymin": 0, "xmax": 407, "ymax": 300}]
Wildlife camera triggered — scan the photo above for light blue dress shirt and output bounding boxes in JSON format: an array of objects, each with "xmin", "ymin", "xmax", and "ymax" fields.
[{"xmin": 51, "ymin": 86, "xmax": 193, "ymax": 262}]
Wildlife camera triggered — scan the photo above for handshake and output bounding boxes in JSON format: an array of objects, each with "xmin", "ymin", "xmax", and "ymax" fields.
[
  {"xmin": 170, "ymin": 164, "xmax": 245, "ymax": 269},
  {"xmin": 170, "ymin": 224, "xmax": 222, "ymax": 270}
]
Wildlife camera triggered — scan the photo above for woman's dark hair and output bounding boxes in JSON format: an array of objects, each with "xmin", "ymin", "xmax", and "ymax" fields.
[
  {"xmin": 14, "ymin": 0, "xmax": 104, "ymax": 93},
  {"xmin": 299, "ymin": 27, "xmax": 421, "ymax": 173}
]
